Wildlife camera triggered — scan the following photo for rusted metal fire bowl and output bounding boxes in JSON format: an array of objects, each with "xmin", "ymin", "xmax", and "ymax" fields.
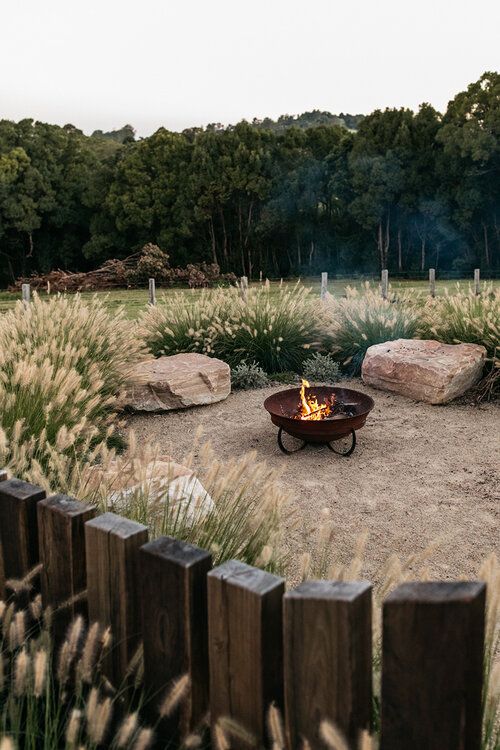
[{"xmin": 264, "ymin": 386, "xmax": 374, "ymax": 456}]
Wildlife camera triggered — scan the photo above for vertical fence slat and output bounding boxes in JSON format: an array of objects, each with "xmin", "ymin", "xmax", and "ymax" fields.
[
  {"xmin": 284, "ymin": 581, "xmax": 372, "ymax": 749},
  {"xmin": 429, "ymin": 268, "xmax": 436, "ymax": 297},
  {"xmin": 320, "ymin": 272, "xmax": 328, "ymax": 301},
  {"xmin": 208, "ymin": 560, "xmax": 285, "ymax": 748},
  {"xmin": 140, "ymin": 536, "xmax": 212, "ymax": 738},
  {"xmin": 38, "ymin": 495, "xmax": 96, "ymax": 642},
  {"xmin": 381, "ymin": 581, "xmax": 485, "ymax": 750},
  {"xmin": 148, "ymin": 277, "xmax": 156, "ymax": 306},
  {"xmin": 0, "ymin": 478, "xmax": 46, "ymax": 598},
  {"xmin": 85, "ymin": 512, "xmax": 148, "ymax": 686}
]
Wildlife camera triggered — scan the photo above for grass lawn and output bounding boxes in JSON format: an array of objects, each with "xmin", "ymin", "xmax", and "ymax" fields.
[{"xmin": 1, "ymin": 277, "xmax": 499, "ymax": 318}]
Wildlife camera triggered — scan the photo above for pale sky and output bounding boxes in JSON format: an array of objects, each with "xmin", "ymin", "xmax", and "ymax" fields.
[{"xmin": 1, "ymin": 0, "xmax": 499, "ymax": 137}]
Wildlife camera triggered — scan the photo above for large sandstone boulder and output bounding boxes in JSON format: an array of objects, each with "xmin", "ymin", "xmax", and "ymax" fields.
[
  {"xmin": 361, "ymin": 339, "xmax": 486, "ymax": 404},
  {"xmin": 124, "ymin": 353, "xmax": 231, "ymax": 411}
]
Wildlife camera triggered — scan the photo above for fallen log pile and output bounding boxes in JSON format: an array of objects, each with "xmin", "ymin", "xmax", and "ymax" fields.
[{"xmin": 10, "ymin": 258, "xmax": 136, "ymax": 293}]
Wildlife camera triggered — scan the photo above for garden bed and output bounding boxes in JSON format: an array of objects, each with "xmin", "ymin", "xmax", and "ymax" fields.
[{"xmin": 128, "ymin": 381, "xmax": 500, "ymax": 582}]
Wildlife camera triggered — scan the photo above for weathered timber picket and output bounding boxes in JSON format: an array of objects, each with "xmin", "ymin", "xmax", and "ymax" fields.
[{"xmin": 0, "ymin": 473, "xmax": 487, "ymax": 750}]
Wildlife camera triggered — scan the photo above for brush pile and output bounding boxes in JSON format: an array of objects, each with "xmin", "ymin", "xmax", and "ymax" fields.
[{"xmin": 10, "ymin": 244, "xmax": 236, "ymax": 293}]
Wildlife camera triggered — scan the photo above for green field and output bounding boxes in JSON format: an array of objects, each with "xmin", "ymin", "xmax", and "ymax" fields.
[{"xmin": 1, "ymin": 278, "xmax": 498, "ymax": 318}]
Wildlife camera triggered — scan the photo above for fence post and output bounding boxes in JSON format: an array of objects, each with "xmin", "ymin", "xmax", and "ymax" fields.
[
  {"xmin": 0, "ymin": 479, "xmax": 46, "ymax": 599},
  {"xmin": 22, "ymin": 283, "xmax": 30, "ymax": 305},
  {"xmin": 381, "ymin": 581, "xmax": 485, "ymax": 750},
  {"xmin": 259, "ymin": 270, "xmax": 263, "ymax": 283},
  {"xmin": 37, "ymin": 495, "xmax": 96, "ymax": 643},
  {"xmin": 320, "ymin": 272, "xmax": 328, "ymax": 301},
  {"xmin": 85, "ymin": 513, "xmax": 148, "ymax": 686},
  {"xmin": 474, "ymin": 268, "xmax": 480, "ymax": 295},
  {"xmin": 284, "ymin": 580, "xmax": 372, "ymax": 749},
  {"xmin": 208, "ymin": 560, "xmax": 285, "ymax": 748},
  {"xmin": 140, "ymin": 537, "xmax": 212, "ymax": 738},
  {"xmin": 429, "ymin": 268, "xmax": 436, "ymax": 298},
  {"xmin": 381, "ymin": 269, "xmax": 389, "ymax": 299},
  {"xmin": 148, "ymin": 278, "xmax": 156, "ymax": 306},
  {"xmin": 240, "ymin": 275, "xmax": 248, "ymax": 302}
]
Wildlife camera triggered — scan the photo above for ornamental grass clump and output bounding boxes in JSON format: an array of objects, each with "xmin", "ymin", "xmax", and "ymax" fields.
[
  {"xmin": 323, "ymin": 285, "xmax": 421, "ymax": 374},
  {"xmin": 422, "ymin": 286, "xmax": 500, "ymax": 357},
  {"xmin": 0, "ymin": 293, "xmax": 145, "ymax": 479},
  {"xmin": 140, "ymin": 284, "xmax": 325, "ymax": 373}
]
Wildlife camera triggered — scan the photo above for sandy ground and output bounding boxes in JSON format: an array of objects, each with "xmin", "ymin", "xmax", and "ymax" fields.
[{"xmin": 128, "ymin": 381, "xmax": 500, "ymax": 583}]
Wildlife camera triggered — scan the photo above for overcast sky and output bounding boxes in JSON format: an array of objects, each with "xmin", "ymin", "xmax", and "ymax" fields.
[{"xmin": 1, "ymin": 0, "xmax": 499, "ymax": 137}]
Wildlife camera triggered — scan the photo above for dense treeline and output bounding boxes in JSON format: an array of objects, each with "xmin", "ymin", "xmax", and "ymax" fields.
[{"xmin": 0, "ymin": 72, "xmax": 498, "ymax": 286}]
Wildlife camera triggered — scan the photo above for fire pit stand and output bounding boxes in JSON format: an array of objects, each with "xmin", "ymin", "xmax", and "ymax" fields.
[
  {"xmin": 277, "ymin": 426, "xmax": 356, "ymax": 456},
  {"xmin": 264, "ymin": 386, "xmax": 374, "ymax": 458}
]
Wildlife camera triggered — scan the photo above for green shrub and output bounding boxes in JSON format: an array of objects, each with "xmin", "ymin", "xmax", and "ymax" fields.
[
  {"xmin": 231, "ymin": 362, "xmax": 270, "ymax": 389},
  {"xmin": 140, "ymin": 285, "xmax": 325, "ymax": 373},
  {"xmin": 303, "ymin": 352, "xmax": 340, "ymax": 383},
  {"xmin": 324, "ymin": 286, "xmax": 421, "ymax": 374}
]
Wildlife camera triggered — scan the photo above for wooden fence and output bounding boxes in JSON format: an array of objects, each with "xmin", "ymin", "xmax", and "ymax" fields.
[{"xmin": 0, "ymin": 474, "xmax": 486, "ymax": 750}]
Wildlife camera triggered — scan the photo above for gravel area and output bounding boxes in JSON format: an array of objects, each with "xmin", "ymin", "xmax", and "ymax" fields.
[{"xmin": 128, "ymin": 381, "xmax": 500, "ymax": 582}]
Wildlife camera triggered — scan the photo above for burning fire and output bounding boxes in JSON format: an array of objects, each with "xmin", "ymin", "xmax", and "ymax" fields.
[{"xmin": 295, "ymin": 379, "xmax": 335, "ymax": 420}]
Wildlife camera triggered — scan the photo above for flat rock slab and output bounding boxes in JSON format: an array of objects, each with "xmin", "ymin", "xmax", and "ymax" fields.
[
  {"xmin": 124, "ymin": 353, "xmax": 231, "ymax": 411},
  {"xmin": 361, "ymin": 339, "xmax": 486, "ymax": 404}
]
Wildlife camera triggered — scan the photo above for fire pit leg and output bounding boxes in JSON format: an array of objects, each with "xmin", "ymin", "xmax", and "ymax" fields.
[
  {"xmin": 277, "ymin": 427, "xmax": 307, "ymax": 455},
  {"xmin": 327, "ymin": 429, "xmax": 356, "ymax": 457}
]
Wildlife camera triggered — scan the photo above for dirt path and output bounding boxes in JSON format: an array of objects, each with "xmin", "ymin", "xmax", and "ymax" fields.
[{"xmin": 128, "ymin": 381, "xmax": 500, "ymax": 582}]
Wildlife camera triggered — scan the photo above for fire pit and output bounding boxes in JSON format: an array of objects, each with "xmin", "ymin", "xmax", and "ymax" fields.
[{"xmin": 264, "ymin": 380, "xmax": 374, "ymax": 456}]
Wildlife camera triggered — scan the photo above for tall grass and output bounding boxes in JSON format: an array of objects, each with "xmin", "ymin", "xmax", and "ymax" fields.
[
  {"xmin": 0, "ymin": 294, "xmax": 145, "ymax": 477},
  {"xmin": 422, "ymin": 286, "xmax": 500, "ymax": 357},
  {"xmin": 140, "ymin": 285, "xmax": 326, "ymax": 373},
  {"xmin": 323, "ymin": 285, "xmax": 421, "ymax": 374}
]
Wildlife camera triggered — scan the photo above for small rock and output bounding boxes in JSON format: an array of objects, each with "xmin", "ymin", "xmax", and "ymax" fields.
[
  {"xmin": 361, "ymin": 339, "xmax": 486, "ymax": 404},
  {"xmin": 88, "ymin": 455, "xmax": 215, "ymax": 523},
  {"xmin": 124, "ymin": 353, "xmax": 231, "ymax": 412}
]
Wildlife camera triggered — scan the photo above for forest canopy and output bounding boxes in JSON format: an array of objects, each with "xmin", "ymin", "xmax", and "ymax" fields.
[{"xmin": 0, "ymin": 72, "xmax": 498, "ymax": 285}]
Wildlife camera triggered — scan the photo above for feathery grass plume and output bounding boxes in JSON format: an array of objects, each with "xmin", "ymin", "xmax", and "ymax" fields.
[
  {"xmin": 132, "ymin": 728, "xmax": 154, "ymax": 750},
  {"xmin": 140, "ymin": 284, "xmax": 327, "ymax": 373},
  {"xmin": 320, "ymin": 720, "xmax": 349, "ymax": 750},
  {"xmin": 159, "ymin": 673, "xmax": 190, "ymax": 717},
  {"xmin": 115, "ymin": 712, "xmax": 139, "ymax": 748},
  {"xmin": 29, "ymin": 594, "xmax": 42, "ymax": 621},
  {"xmin": 0, "ymin": 654, "xmax": 4, "ymax": 693},
  {"xmin": 267, "ymin": 703, "xmax": 285, "ymax": 750},
  {"xmin": 86, "ymin": 690, "xmax": 113, "ymax": 745},
  {"xmin": 66, "ymin": 709, "xmax": 83, "ymax": 747},
  {"xmin": 213, "ymin": 722, "xmax": 230, "ymax": 750},
  {"xmin": 217, "ymin": 716, "xmax": 257, "ymax": 747},
  {"xmin": 77, "ymin": 621, "xmax": 101, "ymax": 684},
  {"xmin": 0, "ymin": 292, "xmax": 146, "ymax": 482},
  {"xmin": 13, "ymin": 648, "xmax": 30, "ymax": 696},
  {"xmin": 182, "ymin": 733, "xmax": 203, "ymax": 749},
  {"xmin": 58, "ymin": 616, "xmax": 84, "ymax": 685},
  {"xmin": 0, "ymin": 738, "xmax": 15, "ymax": 750},
  {"xmin": 323, "ymin": 283, "xmax": 421, "ymax": 374},
  {"xmin": 33, "ymin": 649, "xmax": 48, "ymax": 697}
]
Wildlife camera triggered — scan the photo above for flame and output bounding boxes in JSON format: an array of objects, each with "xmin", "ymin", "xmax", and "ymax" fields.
[{"xmin": 295, "ymin": 379, "xmax": 334, "ymax": 420}]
